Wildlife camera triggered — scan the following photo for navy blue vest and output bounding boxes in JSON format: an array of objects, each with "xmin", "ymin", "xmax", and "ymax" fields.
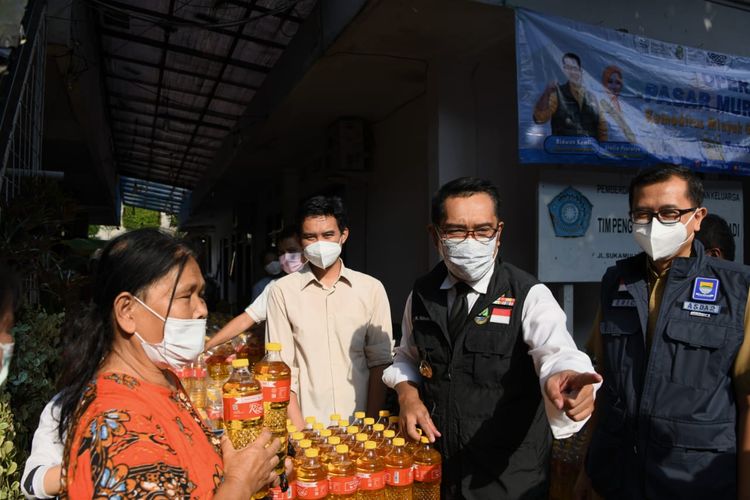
[
  {"xmin": 411, "ymin": 258, "xmax": 550, "ymax": 500},
  {"xmin": 587, "ymin": 241, "xmax": 750, "ymax": 499},
  {"xmin": 550, "ymin": 82, "xmax": 600, "ymax": 137}
]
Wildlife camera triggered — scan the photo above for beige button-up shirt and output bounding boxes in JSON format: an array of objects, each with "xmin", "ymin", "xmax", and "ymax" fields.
[{"xmin": 265, "ymin": 261, "xmax": 394, "ymax": 423}]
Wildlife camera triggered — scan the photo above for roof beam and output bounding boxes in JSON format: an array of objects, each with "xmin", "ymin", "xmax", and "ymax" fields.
[
  {"xmin": 121, "ymin": 148, "xmax": 210, "ymax": 171},
  {"xmin": 96, "ymin": 0, "xmax": 288, "ymax": 50},
  {"xmin": 109, "ymin": 105, "xmax": 232, "ymax": 132},
  {"xmin": 118, "ymin": 156, "xmax": 204, "ymax": 177},
  {"xmin": 111, "ymin": 126, "xmax": 220, "ymax": 156},
  {"xmin": 109, "ymin": 91, "xmax": 243, "ymax": 122},
  {"xmin": 114, "ymin": 137, "xmax": 216, "ymax": 161},
  {"xmin": 220, "ymin": 1, "xmax": 305, "ymax": 23},
  {"xmin": 109, "ymin": 115, "xmax": 223, "ymax": 143},
  {"xmin": 117, "ymin": 142, "xmax": 212, "ymax": 167},
  {"xmin": 119, "ymin": 162, "xmax": 200, "ymax": 184},
  {"xmin": 100, "ymin": 26, "xmax": 272, "ymax": 75}
]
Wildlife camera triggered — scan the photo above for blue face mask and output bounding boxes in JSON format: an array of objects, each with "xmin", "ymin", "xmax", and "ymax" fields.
[{"xmin": 0, "ymin": 343, "xmax": 13, "ymax": 387}]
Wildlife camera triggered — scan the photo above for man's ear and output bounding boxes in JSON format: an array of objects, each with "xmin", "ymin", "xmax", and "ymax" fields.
[
  {"xmin": 113, "ymin": 292, "xmax": 137, "ymax": 335},
  {"xmin": 693, "ymin": 207, "xmax": 708, "ymax": 232},
  {"xmin": 495, "ymin": 221, "xmax": 505, "ymax": 251},
  {"xmin": 428, "ymin": 224, "xmax": 439, "ymax": 249},
  {"xmin": 339, "ymin": 227, "xmax": 350, "ymax": 246},
  {"xmin": 707, "ymin": 248, "xmax": 723, "ymax": 259}
]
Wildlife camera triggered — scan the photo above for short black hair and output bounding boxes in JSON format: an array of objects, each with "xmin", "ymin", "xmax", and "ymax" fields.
[
  {"xmin": 697, "ymin": 213, "xmax": 735, "ymax": 261},
  {"xmin": 431, "ymin": 177, "xmax": 502, "ymax": 226},
  {"xmin": 297, "ymin": 195, "xmax": 348, "ymax": 233},
  {"xmin": 562, "ymin": 52, "xmax": 581, "ymax": 67},
  {"xmin": 0, "ymin": 262, "xmax": 21, "ymax": 318},
  {"xmin": 628, "ymin": 165, "xmax": 704, "ymax": 209},
  {"xmin": 277, "ymin": 225, "xmax": 298, "ymax": 243}
]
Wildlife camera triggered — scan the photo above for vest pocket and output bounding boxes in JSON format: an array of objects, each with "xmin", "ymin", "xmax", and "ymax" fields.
[
  {"xmin": 663, "ymin": 320, "xmax": 727, "ymax": 389},
  {"xmin": 464, "ymin": 330, "xmax": 514, "ymax": 385}
]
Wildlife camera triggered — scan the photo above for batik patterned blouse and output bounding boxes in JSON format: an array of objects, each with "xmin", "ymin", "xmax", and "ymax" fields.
[{"xmin": 61, "ymin": 372, "xmax": 223, "ymax": 499}]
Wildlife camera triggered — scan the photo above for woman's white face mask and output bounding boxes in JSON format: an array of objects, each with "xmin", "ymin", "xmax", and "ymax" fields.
[
  {"xmin": 0, "ymin": 342, "xmax": 13, "ymax": 387},
  {"xmin": 132, "ymin": 296, "xmax": 206, "ymax": 371}
]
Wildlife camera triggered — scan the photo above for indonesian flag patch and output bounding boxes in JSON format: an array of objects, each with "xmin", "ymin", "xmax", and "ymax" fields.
[{"xmin": 490, "ymin": 306, "xmax": 512, "ymax": 324}]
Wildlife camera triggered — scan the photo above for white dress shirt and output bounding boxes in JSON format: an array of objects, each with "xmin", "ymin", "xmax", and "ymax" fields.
[
  {"xmin": 21, "ymin": 396, "xmax": 63, "ymax": 499},
  {"xmin": 382, "ymin": 267, "xmax": 598, "ymax": 439}
]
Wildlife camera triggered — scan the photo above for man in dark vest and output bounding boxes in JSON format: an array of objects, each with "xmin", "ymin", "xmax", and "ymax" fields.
[
  {"xmin": 577, "ymin": 165, "xmax": 750, "ymax": 499},
  {"xmin": 533, "ymin": 52, "xmax": 607, "ymax": 141},
  {"xmin": 383, "ymin": 177, "xmax": 601, "ymax": 499}
]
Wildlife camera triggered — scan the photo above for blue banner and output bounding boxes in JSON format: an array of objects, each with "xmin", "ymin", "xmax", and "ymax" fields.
[{"xmin": 516, "ymin": 9, "xmax": 750, "ymax": 174}]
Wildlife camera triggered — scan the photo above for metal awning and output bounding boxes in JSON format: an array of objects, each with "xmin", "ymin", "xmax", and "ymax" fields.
[
  {"xmin": 92, "ymin": 0, "xmax": 317, "ymax": 212},
  {"xmin": 120, "ymin": 175, "xmax": 190, "ymax": 214}
]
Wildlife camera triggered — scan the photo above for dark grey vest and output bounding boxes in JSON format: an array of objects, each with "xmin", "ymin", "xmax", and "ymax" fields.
[
  {"xmin": 411, "ymin": 258, "xmax": 550, "ymax": 500},
  {"xmin": 587, "ymin": 241, "xmax": 750, "ymax": 499}
]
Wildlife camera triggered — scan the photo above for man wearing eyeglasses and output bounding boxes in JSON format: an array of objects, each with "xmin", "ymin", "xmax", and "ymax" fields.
[
  {"xmin": 382, "ymin": 177, "xmax": 601, "ymax": 499},
  {"xmin": 578, "ymin": 165, "xmax": 750, "ymax": 499}
]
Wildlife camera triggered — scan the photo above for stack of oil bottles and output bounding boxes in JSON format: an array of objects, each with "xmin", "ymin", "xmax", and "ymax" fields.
[{"xmin": 178, "ymin": 339, "xmax": 441, "ymax": 500}]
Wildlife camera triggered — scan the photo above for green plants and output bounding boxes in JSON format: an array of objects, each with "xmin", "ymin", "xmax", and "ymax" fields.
[
  {"xmin": 0, "ymin": 392, "xmax": 22, "ymax": 498},
  {"xmin": 4, "ymin": 309, "xmax": 64, "ymax": 464},
  {"xmin": 121, "ymin": 206, "xmax": 161, "ymax": 229}
]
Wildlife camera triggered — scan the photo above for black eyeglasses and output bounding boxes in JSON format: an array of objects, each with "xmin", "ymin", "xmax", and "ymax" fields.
[
  {"xmin": 439, "ymin": 225, "xmax": 500, "ymax": 244},
  {"xmin": 629, "ymin": 207, "xmax": 698, "ymax": 225}
]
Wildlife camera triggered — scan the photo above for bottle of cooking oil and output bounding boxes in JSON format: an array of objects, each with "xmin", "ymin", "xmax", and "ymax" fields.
[
  {"xmin": 304, "ymin": 416, "xmax": 317, "ymax": 438},
  {"xmin": 356, "ymin": 441, "xmax": 386, "ymax": 500},
  {"xmin": 254, "ymin": 342, "xmax": 292, "ymax": 474},
  {"xmin": 338, "ymin": 419, "xmax": 350, "ymax": 436},
  {"xmin": 222, "ymin": 358, "xmax": 266, "ymax": 497},
  {"xmin": 388, "ymin": 416, "xmax": 400, "ymax": 436},
  {"xmin": 385, "ymin": 438, "xmax": 413, "ymax": 500},
  {"xmin": 321, "ymin": 435, "xmax": 342, "ymax": 465},
  {"xmin": 405, "ymin": 429, "xmax": 422, "ymax": 456},
  {"xmin": 317, "ymin": 429, "xmax": 334, "ymax": 461},
  {"xmin": 296, "ymin": 448, "xmax": 329, "ymax": 499},
  {"xmin": 377, "ymin": 430, "xmax": 395, "ymax": 459},
  {"xmin": 349, "ymin": 433, "xmax": 369, "ymax": 462},
  {"xmin": 352, "ymin": 411, "xmax": 366, "ymax": 428},
  {"xmin": 328, "ymin": 444, "xmax": 357, "ymax": 500},
  {"xmin": 328, "ymin": 413, "xmax": 342, "ymax": 433},
  {"xmin": 376, "ymin": 410, "xmax": 390, "ymax": 428},
  {"xmin": 290, "ymin": 431, "xmax": 307, "ymax": 459},
  {"xmin": 343, "ymin": 426, "xmax": 360, "ymax": 448},
  {"xmin": 412, "ymin": 436, "xmax": 441, "ymax": 500},
  {"xmin": 207, "ymin": 342, "xmax": 234, "ymax": 382},
  {"xmin": 363, "ymin": 417, "xmax": 375, "ymax": 437},
  {"xmin": 311, "ymin": 422, "xmax": 326, "ymax": 447},
  {"xmin": 370, "ymin": 424, "xmax": 385, "ymax": 447}
]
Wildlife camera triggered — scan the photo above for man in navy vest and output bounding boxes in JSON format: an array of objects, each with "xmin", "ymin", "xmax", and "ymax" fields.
[
  {"xmin": 533, "ymin": 52, "xmax": 607, "ymax": 141},
  {"xmin": 383, "ymin": 177, "xmax": 601, "ymax": 499},
  {"xmin": 579, "ymin": 165, "xmax": 750, "ymax": 499}
]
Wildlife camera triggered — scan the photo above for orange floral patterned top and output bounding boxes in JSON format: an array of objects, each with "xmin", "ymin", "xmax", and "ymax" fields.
[{"xmin": 61, "ymin": 372, "xmax": 223, "ymax": 499}]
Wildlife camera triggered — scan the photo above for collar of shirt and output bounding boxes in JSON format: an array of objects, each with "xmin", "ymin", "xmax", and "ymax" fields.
[
  {"xmin": 439, "ymin": 265, "xmax": 494, "ymax": 294},
  {"xmin": 298, "ymin": 260, "xmax": 353, "ymax": 290}
]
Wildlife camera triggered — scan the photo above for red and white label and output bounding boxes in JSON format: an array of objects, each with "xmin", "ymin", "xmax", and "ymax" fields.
[
  {"xmin": 269, "ymin": 481, "xmax": 296, "ymax": 499},
  {"xmin": 414, "ymin": 464, "xmax": 441, "ymax": 483},
  {"xmin": 357, "ymin": 471, "xmax": 386, "ymax": 491},
  {"xmin": 297, "ymin": 480, "xmax": 329, "ymax": 499},
  {"xmin": 223, "ymin": 393, "xmax": 264, "ymax": 421},
  {"xmin": 207, "ymin": 407, "xmax": 222, "ymax": 420},
  {"xmin": 386, "ymin": 467, "xmax": 414, "ymax": 486},
  {"xmin": 259, "ymin": 378, "xmax": 291, "ymax": 403},
  {"xmin": 329, "ymin": 475, "xmax": 358, "ymax": 494}
]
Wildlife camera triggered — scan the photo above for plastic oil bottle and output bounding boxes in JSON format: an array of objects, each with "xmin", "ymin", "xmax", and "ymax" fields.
[
  {"xmin": 363, "ymin": 417, "xmax": 375, "ymax": 437},
  {"xmin": 412, "ymin": 436, "xmax": 441, "ymax": 500},
  {"xmin": 356, "ymin": 441, "xmax": 386, "ymax": 500},
  {"xmin": 370, "ymin": 424, "xmax": 385, "ymax": 448},
  {"xmin": 222, "ymin": 357, "xmax": 266, "ymax": 498},
  {"xmin": 376, "ymin": 410, "xmax": 390, "ymax": 428},
  {"xmin": 254, "ymin": 342, "xmax": 292, "ymax": 474},
  {"xmin": 352, "ymin": 411, "xmax": 366, "ymax": 428},
  {"xmin": 385, "ymin": 438, "xmax": 413, "ymax": 500},
  {"xmin": 328, "ymin": 444, "xmax": 358, "ymax": 500},
  {"xmin": 296, "ymin": 448, "xmax": 329, "ymax": 499},
  {"xmin": 343, "ymin": 426, "xmax": 360, "ymax": 448},
  {"xmin": 388, "ymin": 416, "xmax": 400, "ymax": 437},
  {"xmin": 328, "ymin": 413, "xmax": 342, "ymax": 433},
  {"xmin": 350, "ymin": 433, "xmax": 369, "ymax": 462},
  {"xmin": 377, "ymin": 430, "xmax": 395, "ymax": 459}
]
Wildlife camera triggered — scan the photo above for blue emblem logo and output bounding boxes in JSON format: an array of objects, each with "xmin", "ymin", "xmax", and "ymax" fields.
[
  {"xmin": 547, "ymin": 186, "xmax": 593, "ymax": 237},
  {"xmin": 692, "ymin": 277, "xmax": 719, "ymax": 302}
]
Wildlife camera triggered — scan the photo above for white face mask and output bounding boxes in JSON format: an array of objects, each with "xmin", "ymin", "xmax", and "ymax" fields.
[
  {"xmin": 439, "ymin": 232, "xmax": 498, "ymax": 282},
  {"xmin": 279, "ymin": 252, "xmax": 304, "ymax": 274},
  {"xmin": 133, "ymin": 296, "xmax": 206, "ymax": 371},
  {"xmin": 0, "ymin": 343, "xmax": 13, "ymax": 387},
  {"xmin": 633, "ymin": 213, "xmax": 695, "ymax": 261},
  {"xmin": 264, "ymin": 260, "xmax": 282, "ymax": 276},
  {"xmin": 304, "ymin": 241, "xmax": 342, "ymax": 270}
]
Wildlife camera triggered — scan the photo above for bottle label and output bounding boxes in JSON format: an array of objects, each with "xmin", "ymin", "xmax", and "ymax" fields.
[
  {"xmin": 269, "ymin": 482, "xmax": 296, "ymax": 499},
  {"xmin": 414, "ymin": 463, "xmax": 442, "ymax": 483},
  {"xmin": 357, "ymin": 470, "xmax": 386, "ymax": 490},
  {"xmin": 386, "ymin": 467, "xmax": 414, "ymax": 486},
  {"xmin": 259, "ymin": 378, "xmax": 291, "ymax": 403},
  {"xmin": 297, "ymin": 480, "xmax": 328, "ymax": 499},
  {"xmin": 329, "ymin": 475, "xmax": 358, "ymax": 494},
  {"xmin": 223, "ymin": 393, "xmax": 264, "ymax": 421}
]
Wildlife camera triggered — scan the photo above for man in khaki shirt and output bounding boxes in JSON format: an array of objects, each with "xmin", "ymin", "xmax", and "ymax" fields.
[{"xmin": 266, "ymin": 195, "xmax": 393, "ymax": 427}]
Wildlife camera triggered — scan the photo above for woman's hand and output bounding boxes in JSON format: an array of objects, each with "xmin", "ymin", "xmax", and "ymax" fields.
[{"xmin": 218, "ymin": 429, "xmax": 280, "ymax": 498}]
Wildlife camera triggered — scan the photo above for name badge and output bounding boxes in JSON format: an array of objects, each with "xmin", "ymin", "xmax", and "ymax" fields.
[
  {"xmin": 611, "ymin": 299, "xmax": 636, "ymax": 308},
  {"xmin": 692, "ymin": 277, "xmax": 719, "ymax": 302},
  {"xmin": 683, "ymin": 301, "xmax": 721, "ymax": 315}
]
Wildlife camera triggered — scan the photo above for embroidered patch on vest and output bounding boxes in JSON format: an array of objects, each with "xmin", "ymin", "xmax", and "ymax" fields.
[
  {"xmin": 611, "ymin": 299, "xmax": 636, "ymax": 308},
  {"xmin": 474, "ymin": 308, "xmax": 490, "ymax": 325},
  {"xmin": 493, "ymin": 295, "xmax": 516, "ymax": 307},
  {"xmin": 682, "ymin": 301, "xmax": 721, "ymax": 315},
  {"xmin": 692, "ymin": 277, "xmax": 719, "ymax": 302},
  {"xmin": 490, "ymin": 306, "xmax": 511, "ymax": 324}
]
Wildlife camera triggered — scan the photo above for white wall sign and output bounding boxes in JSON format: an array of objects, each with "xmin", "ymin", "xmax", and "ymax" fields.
[{"xmin": 538, "ymin": 170, "xmax": 744, "ymax": 282}]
